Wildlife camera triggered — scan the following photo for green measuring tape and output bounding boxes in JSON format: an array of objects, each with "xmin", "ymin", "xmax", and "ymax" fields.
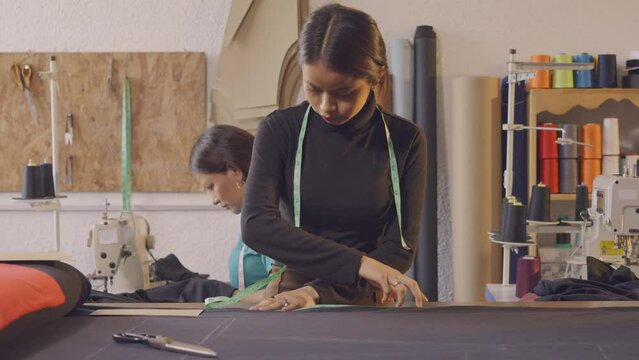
[
  {"xmin": 121, "ymin": 77, "xmax": 132, "ymax": 212},
  {"xmin": 205, "ymin": 265, "xmax": 286, "ymax": 308},
  {"xmin": 295, "ymin": 105, "xmax": 409, "ymax": 250}
]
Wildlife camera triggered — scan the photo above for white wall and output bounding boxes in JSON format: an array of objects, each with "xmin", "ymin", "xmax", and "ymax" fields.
[{"xmin": 2, "ymin": 0, "xmax": 639, "ymax": 300}]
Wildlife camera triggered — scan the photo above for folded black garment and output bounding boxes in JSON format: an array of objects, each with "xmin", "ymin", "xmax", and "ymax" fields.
[
  {"xmin": 587, "ymin": 256, "xmax": 637, "ymax": 284},
  {"xmin": 534, "ymin": 278, "xmax": 639, "ymax": 301},
  {"xmin": 154, "ymin": 253, "xmax": 209, "ymax": 282},
  {"xmin": 88, "ymin": 277, "xmax": 236, "ymax": 303},
  {"xmin": 0, "ymin": 261, "xmax": 90, "ymax": 345}
]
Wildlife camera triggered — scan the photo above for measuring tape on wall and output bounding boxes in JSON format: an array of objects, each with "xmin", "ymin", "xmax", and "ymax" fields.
[{"xmin": 122, "ymin": 77, "xmax": 132, "ymax": 212}]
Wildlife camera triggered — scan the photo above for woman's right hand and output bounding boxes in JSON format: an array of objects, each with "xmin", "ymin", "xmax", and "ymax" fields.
[{"xmin": 358, "ymin": 256, "xmax": 428, "ymax": 307}]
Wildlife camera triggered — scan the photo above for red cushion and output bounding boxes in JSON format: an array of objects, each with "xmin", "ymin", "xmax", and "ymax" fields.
[{"xmin": 0, "ymin": 263, "xmax": 66, "ymax": 331}]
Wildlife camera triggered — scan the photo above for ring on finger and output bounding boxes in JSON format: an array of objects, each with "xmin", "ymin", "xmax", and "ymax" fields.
[{"xmin": 391, "ymin": 280, "xmax": 403, "ymax": 286}]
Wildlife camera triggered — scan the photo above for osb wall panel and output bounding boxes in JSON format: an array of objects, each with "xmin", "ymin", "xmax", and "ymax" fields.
[{"xmin": 0, "ymin": 52, "xmax": 205, "ymax": 192}]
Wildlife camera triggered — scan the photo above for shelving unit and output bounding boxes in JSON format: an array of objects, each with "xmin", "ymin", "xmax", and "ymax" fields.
[{"xmin": 527, "ymin": 88, "xmax": 639, "ymax": 201}]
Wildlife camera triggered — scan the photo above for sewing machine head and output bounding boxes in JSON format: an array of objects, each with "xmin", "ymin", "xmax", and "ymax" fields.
[
  {"xmin": 87, "ymin": 206, "xmax": 163, "ymax": 293},
  {"xmin": 591, "ymin": 173, "xmax": 639, "ymax": 265}
]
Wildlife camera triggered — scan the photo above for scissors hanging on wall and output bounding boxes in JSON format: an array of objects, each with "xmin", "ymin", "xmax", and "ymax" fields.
[{"xmin": 11, "ymin": 62, "xmax": 39, "ymax": 123}]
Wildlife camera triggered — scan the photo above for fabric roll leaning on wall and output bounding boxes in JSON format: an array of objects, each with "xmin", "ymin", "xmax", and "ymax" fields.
[{"xmin": 451, "ymin": 76, "xmax": 502, "ymax": 302}]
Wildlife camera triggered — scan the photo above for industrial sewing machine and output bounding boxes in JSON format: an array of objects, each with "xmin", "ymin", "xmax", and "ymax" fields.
[
  {"xmin": 87, "ymin": 203, "xmax": 164, "ymax": 293},
  {"xmin": 577, "ymin": 171, "xmax": 639, "ymax": 278}
]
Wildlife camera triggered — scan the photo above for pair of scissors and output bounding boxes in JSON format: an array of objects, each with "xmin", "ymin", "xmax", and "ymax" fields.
[
  {"xmin": 113, "ymin": 332, "xmax": 218, "ymax": 358},
  {"xmin": 11, "ymin": 62, "xmax": 38, "ymax": 122}
]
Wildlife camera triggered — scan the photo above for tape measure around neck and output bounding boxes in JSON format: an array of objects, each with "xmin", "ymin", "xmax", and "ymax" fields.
[
  {"xmin": 295, "ymin": 105, "xmax": 409, "ymax": 250},
  {"xmin": 122, "ymin": 77, "xmax": 132, "ymax": 212}
]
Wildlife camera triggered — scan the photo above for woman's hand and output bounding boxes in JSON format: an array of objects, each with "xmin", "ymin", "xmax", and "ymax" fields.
[
  {"xmin": 249, "ymin": 286, "xmax": 320, "ymax": 311},
  {"xmin": 358, "ymin": 256, "xmax": 428, "ymax": 307}
]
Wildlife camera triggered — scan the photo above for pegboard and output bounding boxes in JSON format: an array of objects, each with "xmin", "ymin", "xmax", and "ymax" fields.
[{"xmin": 0, "ymin": 52, "xmax": 206, "ymax": 192}]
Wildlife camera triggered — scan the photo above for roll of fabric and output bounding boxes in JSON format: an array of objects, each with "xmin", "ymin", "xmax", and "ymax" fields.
[
  {"xmin": 414, "ymin": 25, "xmax": 438, "ymax": 300},
  {"xmin": 0, "ymin": 261, "xmax": 90, "ymax": 345},
  {"xmin": 573, "ymin": 53, "xmax": 594, "ymax": 88},
  {"xmin": 389, "ymin": 39, "xmax": 414, "ymax": 121},
  {"xmin": 501, "ymin": 77, "xmax": 529, "ymax": 201},
  {"xmin": 529, "ymin": 54, "xmax": 551, "ymax": 89},
  {"xmin": 597, "ymin": 54, "xmax": 617, "ymax": 88},
  {"xmin": 552, "ymin": 53, "xmax": 574, "ymax": 88},
  {"xmin": 451, "ymin": 76, "xmax": 501, "ymax": 302}
]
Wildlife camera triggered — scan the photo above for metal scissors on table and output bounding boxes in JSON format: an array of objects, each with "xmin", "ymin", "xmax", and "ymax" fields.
[
  {"xmin": 11, "ymin": 63, "xmax": 38, "ymax": 122},
  {"xmin": 113, "ymin": 332, "xmax": 218, "ymax": 358}
]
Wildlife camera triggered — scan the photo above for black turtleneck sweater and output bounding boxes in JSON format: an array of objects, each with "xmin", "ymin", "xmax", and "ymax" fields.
[{"xmin": 241, "ymin": 94, "xmax": 427, "ymax": 304}]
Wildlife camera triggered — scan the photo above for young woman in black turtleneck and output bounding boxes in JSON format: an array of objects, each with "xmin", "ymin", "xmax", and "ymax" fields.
[{"xmin": 242, "ymin": 3, "xmax": 428, "ymax": 310}]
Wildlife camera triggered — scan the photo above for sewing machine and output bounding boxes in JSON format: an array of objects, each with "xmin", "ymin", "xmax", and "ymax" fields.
[
  {"xmin": 87, "ymin": 206, "xmax": 164, "ymax": 293},
  {"xmin": 579, "ymin": 172, "xmax": 639, "ymax": 278}
]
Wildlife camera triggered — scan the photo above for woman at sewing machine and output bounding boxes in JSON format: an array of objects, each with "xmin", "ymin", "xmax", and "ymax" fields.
[{"xmin": 189, "ymin": 125, "xmax": 275, "ymax": 299}]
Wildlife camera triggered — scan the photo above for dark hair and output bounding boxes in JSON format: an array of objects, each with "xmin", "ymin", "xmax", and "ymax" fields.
[
  {"xmin": 189, "ymin": 125, "xmax": 254, "ymax": 179},
  {"xmin": 298, "ymin": 4, "xmax": 387, "ymax": 84}
]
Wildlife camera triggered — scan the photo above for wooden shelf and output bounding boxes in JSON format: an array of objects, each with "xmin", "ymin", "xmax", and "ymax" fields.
[
  {"xmin": 550, "ymin": 193, "xmax": 591, "ymax": 201},
  {"xmin": 527, "ymin": 88, "xmax": 639, "ymax": 202}
]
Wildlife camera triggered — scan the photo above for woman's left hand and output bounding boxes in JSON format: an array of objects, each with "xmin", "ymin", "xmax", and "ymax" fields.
[{"xmin": 249, "ymin": 286, "xmax": 319, "ymax": 311}]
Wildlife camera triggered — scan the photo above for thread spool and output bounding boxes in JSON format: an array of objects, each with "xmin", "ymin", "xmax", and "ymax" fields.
[
  {"xmin": 538, "ymin": 123, "xmax": 558, "ymax": 159},
  {"xmin": 528, "ymin": 183, "xmax": 551, "ymax": 222},
  {"xmin": 21, "ymin": 160, "xmax": 43, "ymax": 199},
  {"xmin": 625, "ymin": 155, "xmax": 639, "ymax": 176},
  {"xmin": 573, "ymin": 53, "xmax": 594, "ymax": 88},
  {"xmin": 515, "ymin": 256, "xmax": 541, "ymax": 298},
  {"xmin": 597, "ymin": 54, "xmax": 617, "ymax": 88},
  {"xmin": 552, "ymin": 53, "xmax": 574, "ymax": 88},
  {"xmin": 575, "ymin": 183, "xmax": 589, "ymax": 221},
  {"xmin": 40, "ymin": 160, "xmax": 55, "ymax": 198},
  {"xmin": 559, "ymin": 124, "xmax": 578, "ymax": 159},
  {"xmin": 602, "ymin": 118, "xmax": 620, "ymax": 175},
  {"xmin": 529, "ymin": 54, "xmax": 551, "ymax": 89},
  {"xmin": 582, "ymin": 159, "xmax": 601, "ymax": 192},
  {"xmin": 499, "ymin": 197, "xmax": 513, "ymax": 239},
  {"xmin": 538, "ymin": 123, "xmax": 558, "ymax": 192},
  {"xmin": 622, "ymin": 75, "xmax": 639, "ymax": 88},
  {"xmin": 582, "ymin": 123, "xmax": 602, "ymax": 159},
  {"xmin": 559, "ymin": 158, "xmax": 578, "ymax": 193},
  {"xmin": 540, "ymin": 159, "xmax": 559, "ymax": 193},
  {"xmin": 503, "ymin": 202, "xmax": 528, "ymax": 243}
]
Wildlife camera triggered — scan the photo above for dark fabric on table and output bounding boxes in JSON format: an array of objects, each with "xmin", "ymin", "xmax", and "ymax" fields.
[
  {"xmin": 89, "ymin": 278, "xmax": 236, "ymax": 303},
  {"xmin": 534, "ymin": 257, "xmax": 639, "ymax": 301},
  {"xmin": 154, "ymin": 253, "xmax": 209, "ymax": 282},
  {"xmin": 0, "ymin": 261, "xmax": 90, "ymax": 346},
  {"xmin": 4, "ymin": 306, "xmax": 639, "ymax": 360}
]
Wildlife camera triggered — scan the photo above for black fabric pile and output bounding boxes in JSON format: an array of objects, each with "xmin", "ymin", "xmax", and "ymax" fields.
[
  {"xmin": 534, "ymin": 256, "xmax": 639, "ymax": 301},
  {"xmin": 87, "ymin": 253, "xmax": 235, "ymax": 303}
]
